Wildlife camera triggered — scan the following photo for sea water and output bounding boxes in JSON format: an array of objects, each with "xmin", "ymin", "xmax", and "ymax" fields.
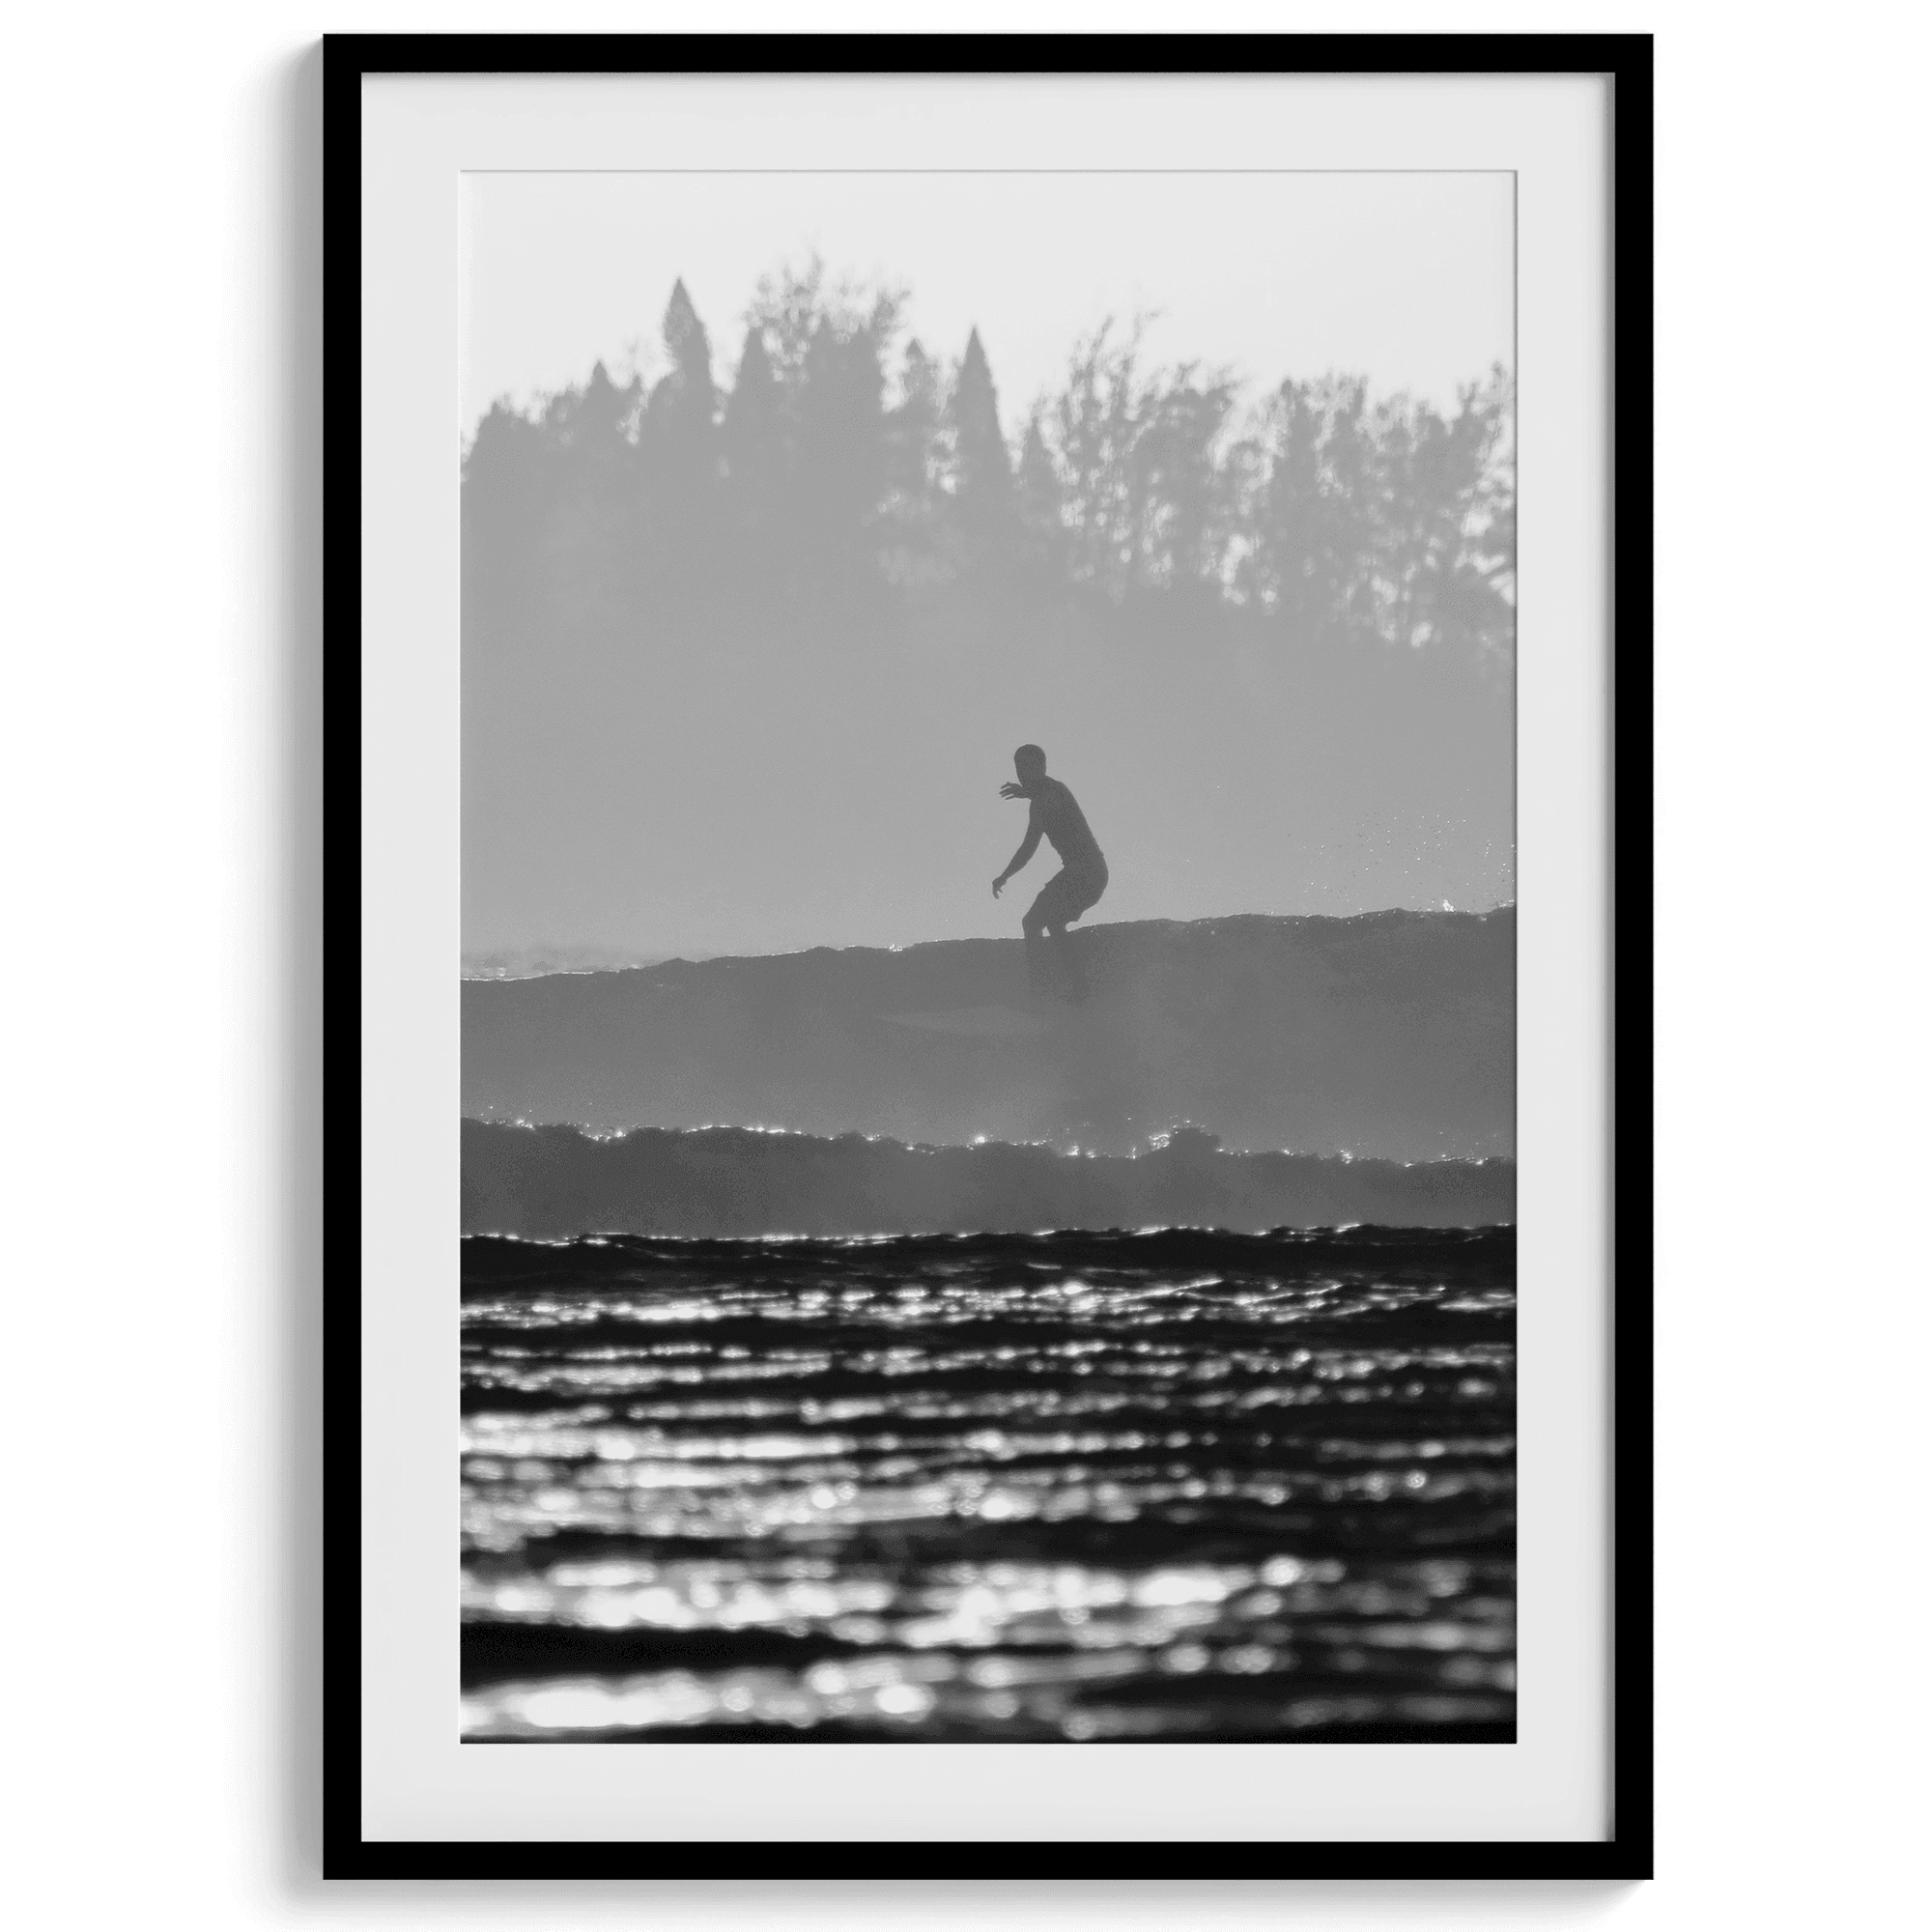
[{"xmin": 460, "ymin": 1226, "xmax": 1515, "ymax": 1743}]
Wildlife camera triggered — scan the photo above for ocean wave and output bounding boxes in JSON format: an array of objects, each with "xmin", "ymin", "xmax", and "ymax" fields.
[
  {"xmin": 462, "ymin": 1221, "xmax": 1515, "ymax": 1284},
  {"xmin": 463, "ymin": 909, "xmax": 1515, "ymax": 1161},
  {"xmin": 462, "ymin": 1122, "xmax": 1515, "ymax": 1240}
]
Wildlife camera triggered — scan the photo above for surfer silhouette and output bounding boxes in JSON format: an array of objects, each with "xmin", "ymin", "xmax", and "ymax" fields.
[{"xmin": 992, "ymin": 744, "xmax": 1108, "ymax": 998}]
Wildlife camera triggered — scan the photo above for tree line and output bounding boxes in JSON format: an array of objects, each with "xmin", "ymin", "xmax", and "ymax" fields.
[{"xmin": 463, "ymin": 258, "xmax": 1515, "ymax": 666}]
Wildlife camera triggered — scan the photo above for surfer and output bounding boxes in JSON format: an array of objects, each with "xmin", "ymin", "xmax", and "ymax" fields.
[{"xmin": 992, "ymin": 744, "xmax": 1108, "ymax": 998}]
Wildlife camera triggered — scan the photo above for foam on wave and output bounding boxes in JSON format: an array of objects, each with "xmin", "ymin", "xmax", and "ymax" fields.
[{"xmin": 462, "ymin": 1120, "xmax": 1515, "ymax": 1239}]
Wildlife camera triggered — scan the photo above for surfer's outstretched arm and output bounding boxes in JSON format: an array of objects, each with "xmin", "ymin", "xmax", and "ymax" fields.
[{"xmin": 992, "ymin": 821, "xmax": 1042, "ymax": 898}]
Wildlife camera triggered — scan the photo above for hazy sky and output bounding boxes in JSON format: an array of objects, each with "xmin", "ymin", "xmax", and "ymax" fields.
[{"xmin": 461, "ymin": 171, "xmax": 1513, "ymax": 439}]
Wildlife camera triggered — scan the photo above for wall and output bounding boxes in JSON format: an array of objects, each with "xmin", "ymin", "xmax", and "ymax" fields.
[{"xmin": 4, "ymin": 2, "xmax": 1927, "ymax": 1926}]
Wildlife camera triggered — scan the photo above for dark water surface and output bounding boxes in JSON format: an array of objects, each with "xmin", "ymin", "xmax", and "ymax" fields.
[{"xmin": 461, "ymin": 1227, "xmax": 1515, "ymax": 1743}]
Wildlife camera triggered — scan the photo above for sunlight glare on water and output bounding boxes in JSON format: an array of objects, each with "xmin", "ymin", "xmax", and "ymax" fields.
[{"xmin": 460, "ymin": 1227, "xmax": 1515, "ymax": 1742}]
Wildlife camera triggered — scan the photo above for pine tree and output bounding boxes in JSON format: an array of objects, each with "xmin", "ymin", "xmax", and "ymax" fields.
[
  {"xmin": 876, "ymin": 338, "xmax": 945, "ymax": 585},
  {"xmin": 1015, "ymin": 411, "xmax": 1065, "ymax": 580},
  {"xmin": 647, "ymin": 279, "xmax": 718, "ymax": 482},
  {"xmin": 1309, "ymin": 377, "xmax": 1376, "ymax": 639},
  {"xmin": 1045, "ymin": 319, "xmax": 1151, "ymax": 597},
  {"xmin": 463, "ymin": 401, "xmax": 549, "ymax": 625},
  {"xmin": 795, "ymin": 317, "xmax": 889, "ymax": 577},
  {"xmin": 633, "ymin": 280, "xmax": 722, "ymax": 582},
  {"xmin": 661, "ymin": 280, "xmax": 716, "ymax": 412},
  {"xmin": 889, "ymin": 339, "xmax": 942, "ymax": 505},
  {"xmin": 563, "ymin": 360, "xmax": 634, "ymax": 476},
  {"xmin": 948, "ymin": 327, "xmax": 1012, "ymax": 535},
  {"xmin": 721, "ymin": 326, "xmax": 785, "ymax": 541},
  {"xmin": 1132, "ymin": 366, "xmax": 1238, "ymax": 593},
  {"xmin": 1245, "ymin": 379, "xmax": 1326, "ymax": 633}
]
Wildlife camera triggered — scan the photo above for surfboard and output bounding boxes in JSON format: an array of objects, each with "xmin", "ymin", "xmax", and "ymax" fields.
[{"xmin": 883, "ymin": 1004, "xmax": 1054, "ymax": 1040}]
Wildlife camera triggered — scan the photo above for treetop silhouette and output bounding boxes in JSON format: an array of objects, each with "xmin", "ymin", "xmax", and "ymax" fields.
[{"xmin": 463, "ymin": 258, "xmax": 1514, "ymax": 663}]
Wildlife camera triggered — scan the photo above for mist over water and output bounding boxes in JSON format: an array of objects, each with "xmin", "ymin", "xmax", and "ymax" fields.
[{"xmin": 462, "ymin": 1227, "xmax": 1515, "ymax": 1743}]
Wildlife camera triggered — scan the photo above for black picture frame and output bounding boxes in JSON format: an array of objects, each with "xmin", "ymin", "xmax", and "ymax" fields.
[{"xmin": 324, "ymin": 31, "xmax": 1653, "ymax": 1880}]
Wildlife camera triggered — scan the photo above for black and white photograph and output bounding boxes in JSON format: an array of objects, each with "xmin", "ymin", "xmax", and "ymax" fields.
[
  {"xmin": 456, "ymin": 164, "xmax": 1520, "ymax": 1747},
  {"xmin": 20, "ymin": 3, "xmax": 1932, "ymax": 1918}
]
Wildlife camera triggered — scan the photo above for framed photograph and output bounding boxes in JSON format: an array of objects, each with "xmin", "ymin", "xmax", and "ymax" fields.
[{"xmin": 329, "ymin": 34, "xmax": 1651, "ymax": 1874}]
